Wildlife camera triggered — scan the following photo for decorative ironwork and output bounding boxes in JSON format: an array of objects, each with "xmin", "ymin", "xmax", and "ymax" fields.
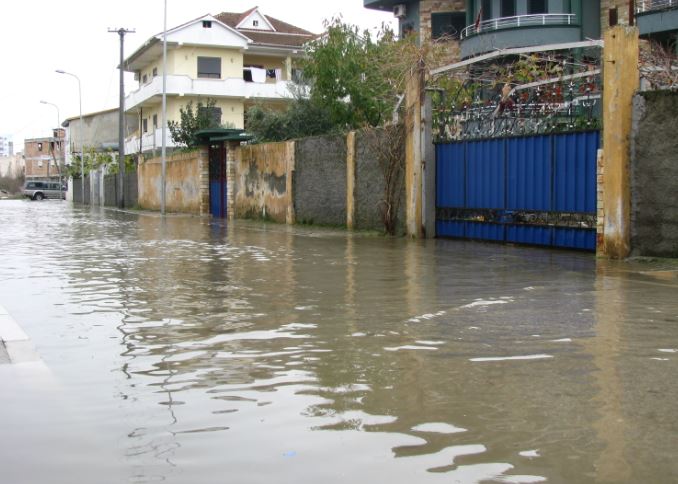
[{"xmin": 430, "ymin": 48, "xmax": 602, "ymax": 141}]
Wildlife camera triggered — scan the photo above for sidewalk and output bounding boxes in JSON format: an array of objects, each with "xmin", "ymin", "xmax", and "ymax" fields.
[{"xmin": 0, "ymin": 304, "xmax": 39, "ymax": 364}]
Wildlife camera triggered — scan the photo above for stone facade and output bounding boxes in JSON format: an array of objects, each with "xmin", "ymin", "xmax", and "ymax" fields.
[
  {"xmin": 419, "ymin": 0, "xmax": 466, "ymax": 62},
  {"xmin": 601, "ymin": 0, "xmax": 632, "ymax": 29}
]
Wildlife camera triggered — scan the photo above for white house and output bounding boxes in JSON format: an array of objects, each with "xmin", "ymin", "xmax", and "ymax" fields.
[{"xmin": 123, "ymin": 7, "xmax": 315, "ymax": 154}]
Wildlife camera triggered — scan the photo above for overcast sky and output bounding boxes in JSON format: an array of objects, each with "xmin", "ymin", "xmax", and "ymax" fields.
[{"xmin": 0, "ymin": 0, "xmax": 394, "ymax": 148}]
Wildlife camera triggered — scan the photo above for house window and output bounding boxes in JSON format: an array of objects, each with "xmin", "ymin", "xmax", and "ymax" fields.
[
  {"xmin": 198, "ymin": 106, "xmax": 222, "ymax": 127},
  {"xmin": 431, "ymin": 12, "xmax": 466, "ymax": 39},
  {"xmin": 197, "ymin": 56, "xmax": 221, "ymax": 79},
  {"xmin": 291, "ymin": 68, "xmax": 304, "ymax": 84},
  {"xmin": 501, "ymin": 0, "xmax": 516, "ymax": 17},
  {"xmin": 37, "ymin": 142, "xmax": 43, "ymax": 151},
  {"xmin": 153, "ymin": 114, "xmax": 158, "ymax": 129},
  {"xmin": 609, "ymin": 8, "xmax": 618, "ymax": 27},
  {"xmin": 142, "ymin": 74, "xmax": 148, "ymax": 84},
  {"xmin": 202, "ymin": 20, "xmax": 212, "ymax": 28},
  {"xmin": 142, "ymin": 118, "xmax": 148, "ymax": 133},
  {"xmin": 152, "ymin": 67, "xmax": 158, "ymax": 77},
  {"xmin": 253, "ymin": 20, "xmax": 259, "ymax": 27},
  {"xmin": 528, "ymin": 0, "xmax": 547, "ymax": 15}
]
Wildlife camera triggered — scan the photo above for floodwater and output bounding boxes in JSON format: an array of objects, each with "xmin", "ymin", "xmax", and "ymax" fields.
[{"xmin": 0, "ymin": 200, "xmax": 677, "ymax": 484}]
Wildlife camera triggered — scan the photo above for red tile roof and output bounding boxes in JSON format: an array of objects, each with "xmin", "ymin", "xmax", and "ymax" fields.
[{"xmin": 214, "ymin": 9, "xmax": 316, "ymax": 48}]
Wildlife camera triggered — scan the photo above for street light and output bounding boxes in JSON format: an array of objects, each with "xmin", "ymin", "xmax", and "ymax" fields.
[
  {"xmin": 39, "ymin": 100, "xmax": 64, "ymax": 195},
  {"xmin": 56, "ymin": 69, "xmax": 85, "ymax": 203}
]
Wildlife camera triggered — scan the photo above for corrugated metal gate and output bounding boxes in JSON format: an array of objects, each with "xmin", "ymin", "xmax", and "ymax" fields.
[
  {"xmin": 436, "ymin": 131, "xmax": 599, "ymax": 251},
  {"xmin": 209, "ymin": 142, "xmax": 228, "ymax": 218}
]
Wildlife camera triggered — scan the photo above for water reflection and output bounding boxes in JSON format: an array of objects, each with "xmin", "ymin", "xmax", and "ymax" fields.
[{"xmin": 0, "ymin": 201, "xmax": 676, "ymax": 484}]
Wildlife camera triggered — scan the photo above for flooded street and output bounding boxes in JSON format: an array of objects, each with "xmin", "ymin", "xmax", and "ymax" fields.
[{"xmin": 0, "ymin": 200, "xmax": 677, "ymax": 484}]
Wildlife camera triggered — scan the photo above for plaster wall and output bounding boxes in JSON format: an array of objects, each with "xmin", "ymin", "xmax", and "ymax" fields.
[
  {"xmin": 138, "ymin": 149, "xmax": 207, "ymax": 213},
  {"xmin": 235, "ymin": 141, "xmax": 294, "ymax": 223}
]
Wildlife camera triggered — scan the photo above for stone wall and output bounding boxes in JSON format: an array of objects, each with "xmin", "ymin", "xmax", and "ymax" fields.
[
  {"xmin": 294, "ymin": 135, "xmax": 347, "ymax": 226},
  {"xmin": 235, "ymin": 141, "xmax": 294, "ymax": 223},
  {"xmin": 630, "ymin": 91, "xmax": 678, "ymax": 257},
  {"xmin": 138, "ymin": 149, "xmax": 208, "ymax": 214},
  {"xmin": 354, "ymin": 128, "xmax": 406, "ymax": 233}
]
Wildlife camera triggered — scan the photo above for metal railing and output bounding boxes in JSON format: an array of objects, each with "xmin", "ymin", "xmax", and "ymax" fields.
[
  {"xmin": 461, "ymin": 14, "xmax": 577, "ymax": 39},
  {"xmin": 636, "ymin": 0, "xmax": 678, "ymax": 13}
]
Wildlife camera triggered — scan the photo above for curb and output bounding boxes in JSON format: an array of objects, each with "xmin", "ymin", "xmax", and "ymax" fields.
[{"xmin": 0, "ymin": 304, "xmax": 40, "ymax": 364}]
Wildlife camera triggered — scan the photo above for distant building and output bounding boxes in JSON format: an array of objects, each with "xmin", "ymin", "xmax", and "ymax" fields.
[
  {"xmin": 24, "ymin": 129, "xmax": 65, "ymax": 180},
  {"xmin": 0, "ymin": 135, "xmax": 13, "ymax": 157},
  {"xmin": 62, "ymin": 108, "xmax": 138, "ymax": 167}
]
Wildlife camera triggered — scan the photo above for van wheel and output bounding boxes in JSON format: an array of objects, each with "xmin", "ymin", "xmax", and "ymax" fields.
[{"xmin": 33, "ymin": 193, "xmax": 44, "ymax": 201}]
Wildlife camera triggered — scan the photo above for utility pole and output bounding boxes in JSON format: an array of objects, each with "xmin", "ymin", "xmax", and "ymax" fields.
[{"xmin": 109, "ymin": 27, "xmax": 135, "ymax": 209}]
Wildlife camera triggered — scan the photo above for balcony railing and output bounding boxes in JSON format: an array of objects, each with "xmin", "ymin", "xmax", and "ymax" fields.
[
  {"xmin": 461, "ymin": 13, "xmax": 577, "ymax": 39},
  {"xmin": 125, "ymin": 75, "xmax": 296, "ymax": 111},
  {"xmin": 636, "ymin": 0, "xmax": 678, "ymax": 13}
]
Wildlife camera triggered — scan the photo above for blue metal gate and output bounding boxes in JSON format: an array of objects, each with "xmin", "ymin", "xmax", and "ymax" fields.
[
  {"xmin": 436, "ymin": 131, "xmax": 599, "ymax": 251},
  {"xmin": 209, "ymin": 143, "xmax": 227, "ymax": 218}
]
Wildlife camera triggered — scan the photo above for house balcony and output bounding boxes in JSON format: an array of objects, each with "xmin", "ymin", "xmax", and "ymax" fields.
[
  {"xmin": 125, "ymin": 74, "xmax": 296, "ymax": 111},
  {"xmin": 125, "ymin": 127, "xmax": 177, "ymax": 155},
  {"xmin": 636, "ymin": 0, "xmax": 678, "ymax": 40},
  {"xmin": 460, "ymin": 13, "xmax": 580, "ymax": 59}
]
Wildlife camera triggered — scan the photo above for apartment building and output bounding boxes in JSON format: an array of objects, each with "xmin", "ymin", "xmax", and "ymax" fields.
[
  {"xmin": 123, "ymin": 7, "xmax": 315, "ymax": 154},
  {"xmin": 367, "ymin": 1, "xmax": 678, "ymax": 59}
]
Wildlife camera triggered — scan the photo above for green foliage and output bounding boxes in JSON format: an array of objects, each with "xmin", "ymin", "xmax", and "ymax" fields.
[
  {"xmin": 245, "ymin": 100, "xmax": 337, "ymax": 143},
  {"xmin": 168, "ymin": 98, "xmax": 221, "ymax": 148},
  {"xmin": 65, "ymin": 149, "xmax": 136, "ymax": 178},
  {"xmin": 301, "ymin": 19, "xmax": 403, "ymax": 129},
  {"xmin": 245, "ymin": 19, "xmax": 450, "ymax": 143}
]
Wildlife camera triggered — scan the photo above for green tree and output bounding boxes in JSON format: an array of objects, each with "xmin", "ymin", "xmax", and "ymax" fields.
[
  {"xmin": 168, "ymin": 98, "xmax": 221, "ymax": 148},
  {"xmin": 300, "ymin": 19, "xmax": 399, "ymax": 129}
]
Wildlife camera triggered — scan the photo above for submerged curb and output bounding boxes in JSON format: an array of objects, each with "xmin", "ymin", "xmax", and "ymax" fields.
[{"xmin": 0, "ymin": 304, "xmax": 40, "ymax": 364}]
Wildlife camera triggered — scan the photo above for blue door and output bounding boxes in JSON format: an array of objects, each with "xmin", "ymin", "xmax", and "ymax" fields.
[
  {"xmin": 436, "ymin": 131, "xmax": 600, "ymax": 251},
  {"xmin": 209, "ymin": 142, "xmax": 227, "ymax": 218}
]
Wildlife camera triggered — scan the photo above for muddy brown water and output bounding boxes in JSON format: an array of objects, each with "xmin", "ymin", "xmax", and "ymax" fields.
[{"xmin": 0, "ymin": 201, "xmax": 676, "ymax": 484}]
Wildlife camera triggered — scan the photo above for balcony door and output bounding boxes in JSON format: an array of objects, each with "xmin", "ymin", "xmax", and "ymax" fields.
[
  {"xmin": 528, "ymin": 0, "xmax": 548, "ymax": 14},
  {"xmin": 501, "ymin": 0, "xmax": 516, "ymax": 17}
]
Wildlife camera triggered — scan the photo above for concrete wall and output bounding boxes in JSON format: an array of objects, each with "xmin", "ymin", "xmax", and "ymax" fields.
[
  {"xmin": 354, "ymin": 128, "xmax": 406, "ymax": 233},
  {"xmin": 294, "ymin": 135, "xmax": 347, "ymax": 226},
  {"xmin": 138, "ymin": 149, "xmax": 208, "ymax": 214},
  {"xmin": 235, "ymin": 141, "xmax": 294, "ymax": 223},
  {"xmin": 631, "ymin": 91, "xmax": 678, "ymax": 257}
]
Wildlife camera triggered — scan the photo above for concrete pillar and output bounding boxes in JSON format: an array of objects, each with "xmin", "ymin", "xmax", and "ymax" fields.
[
  {"xmin": 226, "ymin": 142, "xmax": 238, "ymax": 221},
  {"xmin": 405, "ymin": 66, "xmax": 425, "ymax": 238},
  {"xmin": 600, "ymin": 26, "xmax": 639, "ymax": 258},
  {"xmin": 285, "ymin": 140, "xmax": 296, "ymax": 225},
  {"xmin": 199, "ymin": 147, "xmax": 210, "ymax": 217},
  {"xmin": 422, "ymin": 92, "xmax": 436, "ymax": 239},
  {"xmin": 346, "ymin": 131, "xmax": 357, "ymax": 230}
]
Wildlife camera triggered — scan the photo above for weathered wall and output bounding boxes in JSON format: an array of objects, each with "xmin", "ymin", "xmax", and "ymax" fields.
[
  {"xmin": 630, "ymin": 91, "xmax": 678, "ymax": 257},
  {"xmin": 138, "ymin": 149, "xmax": 207, "ymax": 214},
  {"xmin": 235, "ymin": 141, "xmax": 294, "ymax": 223},
  {"xmin": 354, "ymin": 128, "xmax": 406, "ymax": 233},
  {"xmin": 294, "ymin": 135, "xmax": 347, "ymax": 226}
]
